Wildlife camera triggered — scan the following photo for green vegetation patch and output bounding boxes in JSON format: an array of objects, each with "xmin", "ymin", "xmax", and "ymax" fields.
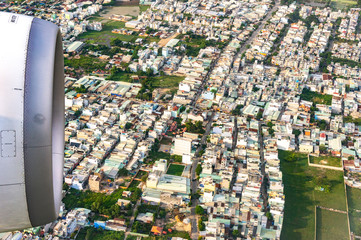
[
  {"xmin": 300, "ymin": 88, "xmax": 333, "ymax": 105},
  {"xmin": 137, "ymin": 74, "xmax": 184, "ymax": 100},
  {"xmin": 64, "ymin": 56, "xmax": 107, "ymax": 74},
  {"xmin": 331, "ymin": 0, "xmax": 358, "ymax": 10},
  {"xmin": 63, "ymin": 188, "xmax": 141, "ymax": 218},
  {"xmin": 320, "ymin": 51, "xmax": 361, "ymax": 73},
  {"xmin": 139, "ymin": 5, "xmax": 150, "ymax": 12},
  {"xmin": 142, "ymin": 231, "xmax": 191, "ymax": 240},
  {"xmin": 131, "ymin": 221, "xmax": 152, "ymax": 234},
  {"xmin": 76, "ymin": 227, "xmax": 125, "ymax": 240},
  {"xmin": 152, "ymin": 75, "xmax": 185, "ymax": 89},
  {"xmin": 78, "ymin": 20, "xmax": 135, "ymax": 44},
  {"xmin": 309, "ymin": 155, "xmax": 342, "ymax": 167},
  {"xmin": 349, "ymin": 210, "xmax": 361, "ymax": 236},
  {"xmin": 160, "ymin": 137, "xmax": 173, "ymax": 145},
  {"xmin": 146, "ymin": 139, "xmax": 181, "ymax": 164},
  {"xmin": 138, "ymin": 203, "xmax": 159, "ymax": 213},
  {"xmin": 344, "ymin": 115, "xmax": 361, "ymax": 126},
  {"xmin": 107, "ymin": 71, "xmax": 134, "ymax": 82},
  {"xmin": 347, "ymin": 185, "xmax": 361, "ymax": 210},
  {"xmin": 78, "ymin": 19, "xmax": 159, "ymax": 45},
  {"xmin": 347, "ymin": 186, "xmax": 361, "ymax": 235},
  {"xmin": 178, "ymin": 32, "xmax": 228, "ymax": 57},
  {"xmin": 148, "ymin": 151, "xmax": 171, "ymax": 161},
  {"xmin": 86, "ymin": 13, "xmax": 103, "ymax": 22},
  {"xmin": 279, "ymin": 150, "xmax": 347, "ymax": 240},
  {"xmin": 185, "ymin": 120, "xmax": 204, "ymax": 134},
  {"xmin": 128, "ymin": 180, "xmax": 141, "ymax": 188},
  {"xmin": 316, "ymin": 208, "xmax": 349, "ymax": 240},
  {"xmin": 107, "ymin": 66, "xmax": 184, "ymax": 91},
  {"xmin": 166, "ymin": 164, "xmax": 185, "ymax": 176}
]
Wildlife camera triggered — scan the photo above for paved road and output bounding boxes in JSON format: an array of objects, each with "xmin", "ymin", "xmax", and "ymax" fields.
[
  {"xmin": 233, "ymin": 0, "xmax": 280, "ymax": 72},
  {"xmin": 187, "ymin": 2, "xmax": 281, "ymax": 238},
  {"xmin": 259, "ymin": 122, "xmax": 268, "ymax": 210},
  {"xmin": 190, "ymin": 111, "xmax": 215, "ymax": 240},
  {"xmin": 191, "ymin": 55, "xmax": 221, "ymax": 107},
  {"xmin": 232, "ymin": 116, "xmax": 238, "ymax": 150}
]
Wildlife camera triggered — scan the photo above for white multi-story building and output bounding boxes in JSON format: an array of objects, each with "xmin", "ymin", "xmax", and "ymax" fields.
[{"xmin": 173, "ymin": 137, "xmax": 192, "ymax": 155}]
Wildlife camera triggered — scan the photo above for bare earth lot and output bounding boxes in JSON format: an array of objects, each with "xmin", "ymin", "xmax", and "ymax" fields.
[{"xmin": 101, "ymin": 6, "xmax": 139, "ymax": 18}]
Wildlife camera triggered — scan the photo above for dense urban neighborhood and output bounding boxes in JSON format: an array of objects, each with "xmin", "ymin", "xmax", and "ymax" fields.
[{"xmin": 1, "ymin": 0, "xmax": 361, "ymax": 239}]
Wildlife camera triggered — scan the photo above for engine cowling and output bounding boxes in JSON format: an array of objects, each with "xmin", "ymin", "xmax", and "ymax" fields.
[{"xmin": 0, "ymin": 12, "xmax": 64, "ymax": 232}]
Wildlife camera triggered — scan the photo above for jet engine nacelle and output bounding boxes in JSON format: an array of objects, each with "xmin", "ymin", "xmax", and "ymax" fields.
[{"xmin": 0, "ymin": 12, "xmax": 64, "ymax": 232}]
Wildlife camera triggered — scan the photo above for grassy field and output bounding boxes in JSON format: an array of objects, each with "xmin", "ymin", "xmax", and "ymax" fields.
[
  {"xmin": 128, "ymin": 179, "xmax": 141, "ymax": 188},
  {"xmin": 347, "ymin": 186, "xmax": 361, "ymax": 235},
  {"xmin": 347, "ymin": 185, "xmax": 361, "ymax": 210},
  {"xmin": 310, "ymin": 155, "xmax": 342, "ymax": 167},
  {"xmin": 87, "ymin": 14, "xmax": 104, "ymax": 22},
  {"xmin": 76, "ymin": 227, "xmax": 125, "ymax": 240},
  {"xmin": 78, "ymin": 20, "xmax": 136, "ymax": 44},
  {"xmin": 107, "ymin": 72, "xmax": 134, "ymax": 82},
  {"xmin": 106, "ymin": 73, "xmax": 184, "ymax": 89},
  {"xmin": 349, "ymin": 210, "xmax": 361, "ymax": 236},
  {"xmin": 139, "ymin": 5, "xmax": 150, "ymax": 12},
  {"xmin": 152, "ymin": 75, "xmax": 185, "ymax": 89},
  {"xmin": 78, "ymin": 19, "xmax": 159, "ymax": 45},
  {"xmin": 64, "ymin": 56, "xmax": 107, "ymax": 74},
  {"xmin": 316, "ymin": 208, "xmax": 349, "ymax": 240},
  {"xmin": 279, "ymin": 150, "xmax": 347, "ymax": 240},
  {"xmin": 160, "ymin": 137, "xmax": 173, "ymax": 145},
  {"xmin": 331, "ymin": 0, "xmax": 358, "ymax": 9},
  {"xmin": 166, "ymin": 164, "xmax": 185, "ymax": 176},
  {"xmin": 300, "ymin": 88, "xmax": 332, "ymax": 105}
]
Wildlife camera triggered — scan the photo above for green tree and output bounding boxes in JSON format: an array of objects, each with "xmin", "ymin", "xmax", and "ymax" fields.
[
  {"xmin": 293, "ymin": 129, "xmax": 301, "ymax": 137},
  {"xmin": 198, "ymin": 218, "xmax": 205, "ymax": 231},
  {"xmin": 145, "ymin": 68, "xmax": 154, "ymax": 77},
  {"xmin": 266, "ymin": 212, "xmax": 273, "ymax": 221},
  {"xmin": 159, "ymin": 209, "xmax": 166, "ymax": 218},
  {"xmin": 252, "ymin": 86, "xmax": 260, "ymax": 92},
  {"xmin": 268, "ymin": 128, "xmax": 275, "ymax": 137},
  {"xmin": 75, "ymin": 85, "xmax": 87, "ymax": 93},
  {"xmin": 132, "ymin": 46, "xmax": 140, "ymax": 59},
  {"xmin": 85, "ymin": 228, "xmax": 93, "ymax": 240},
  {"xmin": 125, "ymin": 122, "xmax": 133, "ymax": 130},
  {"xmin": 195, "ymin": 164, "xmax": 202, "ymax": 176},
  {"xmin": 118, "ymin": 168, "xmax": 129, "ymax": 176},
  {"xmin": 179, "ymin": 105, "xmax": 186, "ymax": 113},
  {"xmin": 285, "ymin": 152, "xmax": 297, "ymax": 162},
  {"xmin": 63, "ymin": 182, "xmax": 69, "ymax": 191},
  {"xmin": 185, "ymin": 120, "xmax": 204, "ymax": 134},
  {"xmin": 256, "ymin": 110, "xmax": 263, "ymax": 120},
  {"xmin": 141, "ymin": 174, "xmax": 148, "ymax": 182},
  {"xmin": 195, "ymin": 206, "xmax": 204, "ymax": 215},
  {"xmin": 231, "ymin": 105, "xmax": 243, "ymax": 116},
  {"xmin": 210, "ymin": 89, "xmax": 217, "ymax": 95},
  {"xmin": 317, "ymin": 120, "xmax": 327, "ymax": 130},
  {"xmin": 319, "ymin": 144, "xmax": 327, "ymax": 154}
]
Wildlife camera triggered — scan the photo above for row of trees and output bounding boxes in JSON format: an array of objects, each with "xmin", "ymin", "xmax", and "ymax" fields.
[{"xmin": 195, "ymin": 206, "xmax": 207, "ymax": 231}]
